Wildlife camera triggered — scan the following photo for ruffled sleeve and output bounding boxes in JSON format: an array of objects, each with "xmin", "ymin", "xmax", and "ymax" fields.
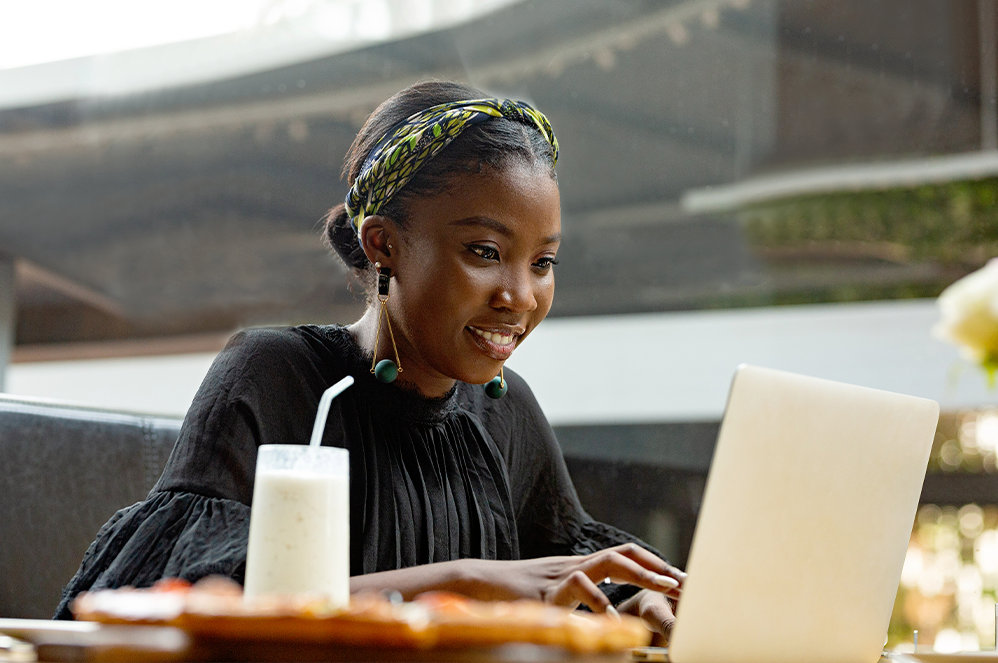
[
  {"xmin": 54, "ymin": 492, "xmax": 249, "ymax": 619},
  {"xmin": 55, "ymin": 327, "xmax": 351, "ymax": 619}
]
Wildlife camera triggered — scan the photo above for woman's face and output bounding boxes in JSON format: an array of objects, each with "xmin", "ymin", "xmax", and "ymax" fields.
[{"xmin": 387, "ymin": 161, "xmax": 561, "ymax": 396}]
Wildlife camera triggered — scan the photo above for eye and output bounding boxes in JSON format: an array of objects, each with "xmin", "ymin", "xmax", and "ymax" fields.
[
  {"xmin": 533, "ymin": 256, "xmax": 559, "ymax": 272},
  {"xmin": 468, "ymin": 244, "xmax": 500, "ymax": 262}
]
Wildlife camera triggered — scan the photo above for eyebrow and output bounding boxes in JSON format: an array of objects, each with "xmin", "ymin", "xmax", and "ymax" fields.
[{"xmin": 449, "ymin": 216, "xmax": 561, "ymax": 244}]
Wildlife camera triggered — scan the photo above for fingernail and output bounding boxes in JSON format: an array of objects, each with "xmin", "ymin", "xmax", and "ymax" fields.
[
  {"xmin": 652, "ymin": 574, "xmax": 680, "ymax": 589},
  {"xmin": 605, "ymin": 605, "xmax": 621, "ymax": 621}
]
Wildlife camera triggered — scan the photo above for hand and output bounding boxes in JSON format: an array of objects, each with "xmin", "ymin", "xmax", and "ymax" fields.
[
  {"xmin": 350, "ymin": 542, "xmax": 687, "ymax": 637},
  {"xmin": 618, "ymin": 589, "xmax": 677, "ymax": 642},
  {"xmin": 454, "ymin": 543, "xmax": 685, "ymax": 617}
]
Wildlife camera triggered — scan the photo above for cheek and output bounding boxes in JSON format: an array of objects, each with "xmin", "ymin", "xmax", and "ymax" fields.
[
  {"xmin": 402, "ymin": 256, "xmax": 481, "ymax": 315},
  {"xmin": 398, "ymin": 241, "xmax": 457, "ymax": 296},
  {"xmin": 534, "ymin": 277, "xmax": 555, "ymax": 317}
]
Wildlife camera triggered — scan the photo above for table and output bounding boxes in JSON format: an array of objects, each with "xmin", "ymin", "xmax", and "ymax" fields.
[{"xmin": 0, "ymin": 619, "xmax": 634, "ymax": 663}]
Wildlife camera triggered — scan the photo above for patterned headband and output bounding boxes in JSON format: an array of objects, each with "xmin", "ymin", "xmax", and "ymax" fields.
[{"xmin": 345, "ymin": 98, "xmax": 559, "ymax": 234}]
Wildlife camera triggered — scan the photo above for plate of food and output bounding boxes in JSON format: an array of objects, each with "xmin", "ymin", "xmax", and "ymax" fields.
[{"xmin": 70, "ymin": 577, "xmax": 652, "ymax": 660}]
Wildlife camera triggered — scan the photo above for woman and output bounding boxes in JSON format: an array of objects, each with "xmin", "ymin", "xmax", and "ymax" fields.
[{"xmin": 55, "ymin": 80, "xmax": 684, "ymax": 638}]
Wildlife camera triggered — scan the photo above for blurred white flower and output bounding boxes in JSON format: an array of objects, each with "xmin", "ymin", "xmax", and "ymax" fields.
[{"xmin": 934, "ymin": 259, "xmax": 998, "ymax": 386}]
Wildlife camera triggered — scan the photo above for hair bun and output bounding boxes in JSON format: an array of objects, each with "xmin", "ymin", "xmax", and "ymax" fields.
[{"xmin": 323, "ymin": 204, "xmax": 369, "ymax": 271}]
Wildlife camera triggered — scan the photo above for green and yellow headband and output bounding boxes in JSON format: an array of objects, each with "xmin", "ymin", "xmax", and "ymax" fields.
[{"xmin": 345, "ymin": 98, "xmax": 559, "ymax": 234}]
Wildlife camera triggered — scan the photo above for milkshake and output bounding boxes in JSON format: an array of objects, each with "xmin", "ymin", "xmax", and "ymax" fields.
[{"xmin": 243, "ymin": 445, "xmax": 349, "ymax": 606}]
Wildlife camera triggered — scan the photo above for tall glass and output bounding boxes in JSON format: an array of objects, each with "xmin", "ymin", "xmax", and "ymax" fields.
[{"xmin": 243, "ymin": 444, "xmax": 349, "ymax": 606}]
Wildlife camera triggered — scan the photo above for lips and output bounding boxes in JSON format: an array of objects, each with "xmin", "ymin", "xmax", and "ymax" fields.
[{"xmin": 467, "ymin": 325, "xmax": 521, "ymax": 360}]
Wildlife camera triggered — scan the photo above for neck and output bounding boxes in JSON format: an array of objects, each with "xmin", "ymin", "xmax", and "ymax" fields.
[{"xmin": 348, "ymin": 307, "xmax": 457, "ymax": 398}]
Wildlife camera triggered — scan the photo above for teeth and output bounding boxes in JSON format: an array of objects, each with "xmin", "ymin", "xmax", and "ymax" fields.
[{"xmin": 470, "ymin": 327, "xmax": 514, "ymax": 345}]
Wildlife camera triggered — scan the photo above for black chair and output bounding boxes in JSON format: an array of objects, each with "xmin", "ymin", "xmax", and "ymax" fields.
[{"xmin": 0, "ymin": 394, "xmax": 181, "ymax": 618}]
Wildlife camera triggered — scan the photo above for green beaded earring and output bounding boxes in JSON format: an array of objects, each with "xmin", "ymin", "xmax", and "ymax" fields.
[
  {"xmin": 370, "ymin": 262, "xmax": 402, "ymax": 383},
  {"xmin": 484, "ymin": 366, "xmax": 508, "ymax": 399}
]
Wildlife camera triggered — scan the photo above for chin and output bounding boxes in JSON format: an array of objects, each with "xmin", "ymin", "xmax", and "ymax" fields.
[
  {"xmin": 462, "ymin": 372, "xmax": 500, "ymax": 387},
  {"xmin": 454, "ymin": 362, "xmax": 505, "ymax": 387}
]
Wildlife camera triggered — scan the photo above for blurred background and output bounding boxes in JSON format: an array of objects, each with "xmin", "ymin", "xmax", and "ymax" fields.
[{"xmin": 2, "ymin": 0, "xmax": 998, "ymax": 649}]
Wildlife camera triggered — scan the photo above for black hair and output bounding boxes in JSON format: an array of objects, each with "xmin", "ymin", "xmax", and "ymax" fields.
[{"xmin": 322, "ymin": 80, "xmax": 557, "ymax": 274}]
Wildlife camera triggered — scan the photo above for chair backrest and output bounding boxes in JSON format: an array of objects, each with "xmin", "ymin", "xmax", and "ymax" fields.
[{"xmin": 0, "ymin": 394, "xmax": 182, "ymax": 618}]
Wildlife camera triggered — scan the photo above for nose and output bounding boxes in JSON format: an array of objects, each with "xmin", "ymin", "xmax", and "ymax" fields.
[{"xmin": 490, "ymin": 266, "xmax": 538, "ymax": 313}]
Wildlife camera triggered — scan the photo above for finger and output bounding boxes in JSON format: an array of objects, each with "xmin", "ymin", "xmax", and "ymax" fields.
[
  {"xmin": 581, "ymin": 551, "xmax": 682, "ymax": 595},
  {"xmin": 547, "ymin": 570, "xmax": 614, "ymax": 614},
  {"xmin": 662, "ymin": 562, "xmax": 688, "ymax": 583},
  {"xmin": 602, "ymin": 543, "xmax": 669, "ymax": 571},
  {"xmin": 589, "ymin": 553, "xmax": 680, "ymax": 592},
  {"xmin": 614, "ymin": 544, "xmax": 689, "ymax": 583},
  {"xmin": 638, "ymin": 592, "xmax": 676, "ymax": 641}
]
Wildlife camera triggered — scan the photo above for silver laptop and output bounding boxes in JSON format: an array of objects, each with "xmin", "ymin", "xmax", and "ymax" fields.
[{"xmin": 665, "ymin": 364, "xmax": 939, "ymax": 663}]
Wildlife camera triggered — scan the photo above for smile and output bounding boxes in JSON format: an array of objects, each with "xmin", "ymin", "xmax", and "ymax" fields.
[
  {"xmin": 468, "ymin": 327, "xmax": 516, "ymax": 346},
  {"xmin": 466, "ymin": 326, "xmax": 520, "ymax": 361}
]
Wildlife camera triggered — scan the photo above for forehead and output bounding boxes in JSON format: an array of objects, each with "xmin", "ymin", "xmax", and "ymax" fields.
[{"xmin": 404, "ymin": 162, "xmax": 561, "ymax": 238}]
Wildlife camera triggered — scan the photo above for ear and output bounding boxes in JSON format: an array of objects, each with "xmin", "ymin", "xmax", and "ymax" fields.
[{"xmin": 358, "ymin": 215, "xmax": 396, "ymax": 267}]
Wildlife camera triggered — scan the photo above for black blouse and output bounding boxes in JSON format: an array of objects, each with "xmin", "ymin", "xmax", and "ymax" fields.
[{"xmin": 55, "ymin": 325, "xmax": 654, "ymax": 618}]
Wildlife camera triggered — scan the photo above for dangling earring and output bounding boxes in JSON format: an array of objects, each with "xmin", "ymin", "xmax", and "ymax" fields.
[
  {"xmin": 484, "ymin": 365, "xmax": 508, "ymax": 399},
  {"xmin": 371, "ymin": 262, "xmax": 402, "ymax": 383}
]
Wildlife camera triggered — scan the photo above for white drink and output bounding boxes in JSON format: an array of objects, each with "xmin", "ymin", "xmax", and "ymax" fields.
[{"xmin": 243, "ymin": 447, "xmax": 349, "ymax": 606}]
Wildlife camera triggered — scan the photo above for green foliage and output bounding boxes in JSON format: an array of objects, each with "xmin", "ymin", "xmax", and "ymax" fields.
[{"xmin": 740, "ymin": 177, "xmax": 998, "ymax": 267}]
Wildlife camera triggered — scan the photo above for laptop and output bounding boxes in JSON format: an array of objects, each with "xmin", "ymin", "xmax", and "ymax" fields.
[{"xmin": 651, "ymin": 364, "xmax": 939, "ymax": 663}]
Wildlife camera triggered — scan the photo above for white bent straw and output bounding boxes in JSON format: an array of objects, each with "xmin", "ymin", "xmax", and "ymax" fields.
[{"xmin": 309, "ymin": 375, "xmax": 355, "ymax": 447}]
